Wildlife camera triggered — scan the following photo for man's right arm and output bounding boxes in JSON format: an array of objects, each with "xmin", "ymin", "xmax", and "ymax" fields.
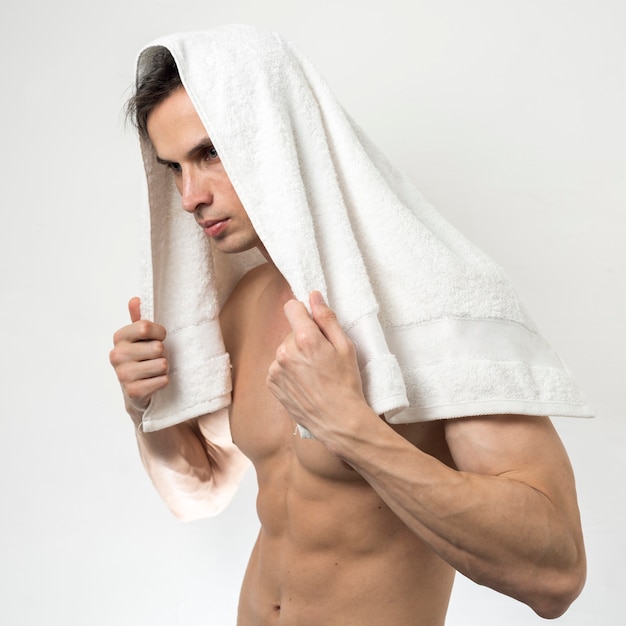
[{"xmin": 109, "ymin": 297, "xmax": 249, "ymax": 520}]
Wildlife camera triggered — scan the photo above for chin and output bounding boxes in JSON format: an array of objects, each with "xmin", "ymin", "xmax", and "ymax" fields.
[{"xmin": 212, "ymin": 235, "xmax": 261, "ymax": 255}]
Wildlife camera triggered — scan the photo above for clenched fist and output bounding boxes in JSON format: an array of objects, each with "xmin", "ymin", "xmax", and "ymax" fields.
[
  {"xmin": 109, "ymin": 297, "xmax": 169, "ymax": 423},
  {"xmin": 266, "ymin": 291, "xmax": 370, "ymax": 442}
]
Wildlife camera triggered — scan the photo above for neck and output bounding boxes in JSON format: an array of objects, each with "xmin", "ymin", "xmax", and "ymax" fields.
[{"xmin": 257, "ymin": 242, "xmax": 274, "ymax": 266}]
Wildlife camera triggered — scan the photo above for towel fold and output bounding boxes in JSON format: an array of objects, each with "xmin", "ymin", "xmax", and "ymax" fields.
[{"xmin": 134, "ymin": 24, "xmax": 593, "ymax": 433}]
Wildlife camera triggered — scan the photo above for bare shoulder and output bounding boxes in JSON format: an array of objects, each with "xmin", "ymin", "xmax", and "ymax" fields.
[{"xmin": 219, "ymin": 262, "xmax": 274, "ymax": 348}]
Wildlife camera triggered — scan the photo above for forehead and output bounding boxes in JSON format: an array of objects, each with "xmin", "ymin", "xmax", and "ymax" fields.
[{"xmin": 146, "ymin": 87, "xmax": 208, "ymax": 155}]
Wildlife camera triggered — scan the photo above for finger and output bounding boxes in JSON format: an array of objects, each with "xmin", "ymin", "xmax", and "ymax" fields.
[
  {"xmin": 128, "ymin": 297, "xmax": 142, "ymax": 323},
  {"xmin": 109, "ymin": 340, "xmax": 165, "ymax": 371},
  {"xmin": 283, "ymin": 299, "xmax": 320, "ymax": 339},
  {"xmin": 125, "ymin": 374, "xmax": 169, "ymax": 407},
  {"xmin": 309, "ymin": 291, "xmax": 349, "ymax": 347},
  {"xmin": 124, "ymin": 338, "xmax": 166, "ymax": 363},
  {"xmin": 117, "ymin": 356, "xmax": 169, "ymax": 383},
  {"xmin": 112, "ymin": 320, "xmax": 167, "ymax": 346}
]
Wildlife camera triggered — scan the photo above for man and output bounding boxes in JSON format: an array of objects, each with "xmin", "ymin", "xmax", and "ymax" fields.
[{"xmin": 110, "ymin": 26, "xmax": 588, "ymax": 625}]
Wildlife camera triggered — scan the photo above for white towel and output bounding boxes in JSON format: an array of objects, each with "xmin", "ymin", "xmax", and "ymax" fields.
[{"xmin": 134, "ymin": 24, "xmax": 593, "ymax": 433}]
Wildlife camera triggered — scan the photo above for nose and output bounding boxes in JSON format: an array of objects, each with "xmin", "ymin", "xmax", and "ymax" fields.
[{"xmin": 180, "ymin": 168, "xmax": 213, "ymax": 214}]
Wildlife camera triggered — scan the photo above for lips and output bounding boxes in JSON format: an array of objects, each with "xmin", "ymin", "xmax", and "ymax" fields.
[{"xmin": 199, "ymin": 218, "xmax": 229, "ymax": 238}]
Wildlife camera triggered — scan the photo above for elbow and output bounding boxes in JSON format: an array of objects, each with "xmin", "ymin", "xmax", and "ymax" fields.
[
  {"xmin": 532, "ymin": 582, "xmax": 584, "ymax": 620},
  {"xmin": 529, "ymin": 558, "xmax": 587, "ymax": 619},
  {"xmin": 167, "ymin": 492, "xmax": 233, "ymax": 522}
]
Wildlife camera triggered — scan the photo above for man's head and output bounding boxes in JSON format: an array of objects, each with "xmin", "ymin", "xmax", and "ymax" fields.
[
  {"xmin": 126, "ymin": 47, "xmax": 182, "ymax": 139},
  {"xmin": 130, "ymin": 47, "xmax": 263, "ymax": 257},
  {"xmin": 131, "ymin": 27, "xmax": 336, "ymax": 267}
]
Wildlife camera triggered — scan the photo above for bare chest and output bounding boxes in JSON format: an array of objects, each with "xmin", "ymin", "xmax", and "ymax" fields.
[
  {"xmin": 223, "ymin": 272, "xmax": 365, "ymax": 486},
  {"xmin": 224, "ymin": 271, "xmax": 451, "ymax": 486},
  {"xmin": 228, "ymin": 296, "xmax": 293, "ymax": 457}
]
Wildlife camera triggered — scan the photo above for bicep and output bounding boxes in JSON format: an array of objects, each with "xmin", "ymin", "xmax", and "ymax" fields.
[{"xmin": 444, "ymin": 414, "xmax": 577, "ymax": 500}]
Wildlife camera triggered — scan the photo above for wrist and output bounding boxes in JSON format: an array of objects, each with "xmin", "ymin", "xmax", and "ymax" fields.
[
  {"xmin": 124, "ymin": 396, "xmax": 147, "ymax": 428},
  {"xmin": 321, "ymin": 400, "xmax": 385, "ymax": 459}
]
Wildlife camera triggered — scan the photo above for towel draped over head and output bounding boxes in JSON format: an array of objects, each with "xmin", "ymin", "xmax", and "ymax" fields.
[{"xmin": 134, "ymin": 24, "xmax": 593, "ymax": 433}]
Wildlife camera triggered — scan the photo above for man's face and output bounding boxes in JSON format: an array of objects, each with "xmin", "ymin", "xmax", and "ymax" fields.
[{"xmin": 147, "ymin": 87, "xmax": 262, "ymax": 255}]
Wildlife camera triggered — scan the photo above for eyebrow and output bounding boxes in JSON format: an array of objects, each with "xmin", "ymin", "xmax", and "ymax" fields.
[{"xmin": 156, "ymin": 137, "xmax": 215, "ymax": 165}]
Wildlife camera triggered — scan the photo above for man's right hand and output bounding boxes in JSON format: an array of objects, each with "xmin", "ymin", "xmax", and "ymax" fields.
[{"xmin": 109, "ymin": 297, "xmax": 169, "ymax": 420}]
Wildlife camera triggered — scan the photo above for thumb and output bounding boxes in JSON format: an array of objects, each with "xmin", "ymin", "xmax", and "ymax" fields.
[
  {"xmin": 128, "ymin": 297, "xmax": 142, "ymax": 323},
  {"xmin": 309, "ymin": 291, "xmax": 345, "ymax": 346}
]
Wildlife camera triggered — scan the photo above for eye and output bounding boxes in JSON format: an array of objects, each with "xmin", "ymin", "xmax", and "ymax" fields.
[
  {"xmin": 158, "ymin": 160, "xmax": 182, "ymax": 175},
  {"xmin": 204, "ymin": 144, "xmax": 219, "ymax": 160}
]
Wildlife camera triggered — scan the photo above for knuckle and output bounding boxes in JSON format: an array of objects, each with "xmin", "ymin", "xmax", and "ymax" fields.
[
  {"xmin": 135, "ymin": 320, "xmax": 153, "ymax": 339},
  {"xmin": 109, "ymin": 344, "xmax": 132, "ymax": 368},
  {"xmin": 110, "ymin": 346, "xmax": 132, "ymax": 369},
  {"xmin": 152, "ymin": 341, "xmax": 165, "ymax": 359},
  {"xmin": 275, "ymin": 344, "xmax": 289, "ymax": 365},
  {"xmin": 109, "ymin": 347, "xmax": 120, "ymax": 366},
  {"xmin": 266, "ymin": 364, "xmax": 277, "ymax": 383},
  {"xmin": 294, "ymin": 330, "xmax": 314, "ymax": 350},
  {"xmin": 112, "ymin": 325, "xmax": 132, "ymax": 346},
  {"xmin": 114, "ymin": 362, "xmax": 134, "ymax": 384}
]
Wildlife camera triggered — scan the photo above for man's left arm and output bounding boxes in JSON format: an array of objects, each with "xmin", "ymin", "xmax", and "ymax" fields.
[{"xmin": 267, "ymin": 292, "xmax": 586, "ymax": 619}]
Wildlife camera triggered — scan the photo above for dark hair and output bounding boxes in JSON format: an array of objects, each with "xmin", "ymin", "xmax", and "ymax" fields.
[{"xmin": 125, "ymin": 47, "xmax": 182, "ymax": 138}]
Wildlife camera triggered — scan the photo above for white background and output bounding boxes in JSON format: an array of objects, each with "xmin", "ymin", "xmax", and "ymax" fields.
[{"xmin": 0, "ymin": 1, "xmax": 623, "ymax": 624}]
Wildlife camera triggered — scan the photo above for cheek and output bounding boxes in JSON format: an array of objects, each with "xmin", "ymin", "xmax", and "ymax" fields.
[
  {"xmin": 222, "ymin": 181, "xmax": 246, "ymax": 211},
  {"xmin": 220, "ymin": 175, "xmax": 239, "ymax": 197}
]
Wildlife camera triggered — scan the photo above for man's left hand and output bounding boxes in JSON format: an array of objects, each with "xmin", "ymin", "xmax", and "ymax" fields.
[{"xmin": 266, "ymin": 291, "xmax": 370, "ymax": 440}]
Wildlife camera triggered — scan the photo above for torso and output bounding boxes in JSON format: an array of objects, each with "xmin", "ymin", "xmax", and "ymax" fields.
[{"xmin": 220, "ymin": 263, "xmax": 456, "ymax": 626}]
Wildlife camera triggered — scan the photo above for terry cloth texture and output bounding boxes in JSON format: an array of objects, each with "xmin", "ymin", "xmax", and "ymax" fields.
[{"xmin": 134, "ymin": 24, "xmax": 594, "ymax": 434}]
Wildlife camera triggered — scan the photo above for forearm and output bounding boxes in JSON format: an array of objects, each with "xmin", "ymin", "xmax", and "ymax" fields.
[
  {"xmin": 134, "ymin": 410, "xmax": 249, "ymax": 520},
  {"xmin": 325, "ymin": 413, "xmax": 585, "ymax": 618}
]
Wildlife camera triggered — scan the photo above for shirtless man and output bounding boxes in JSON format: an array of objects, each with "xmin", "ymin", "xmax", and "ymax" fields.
[{"xmin": 110, "ymin": 46, "xmax": 586, "ymax": 625}]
